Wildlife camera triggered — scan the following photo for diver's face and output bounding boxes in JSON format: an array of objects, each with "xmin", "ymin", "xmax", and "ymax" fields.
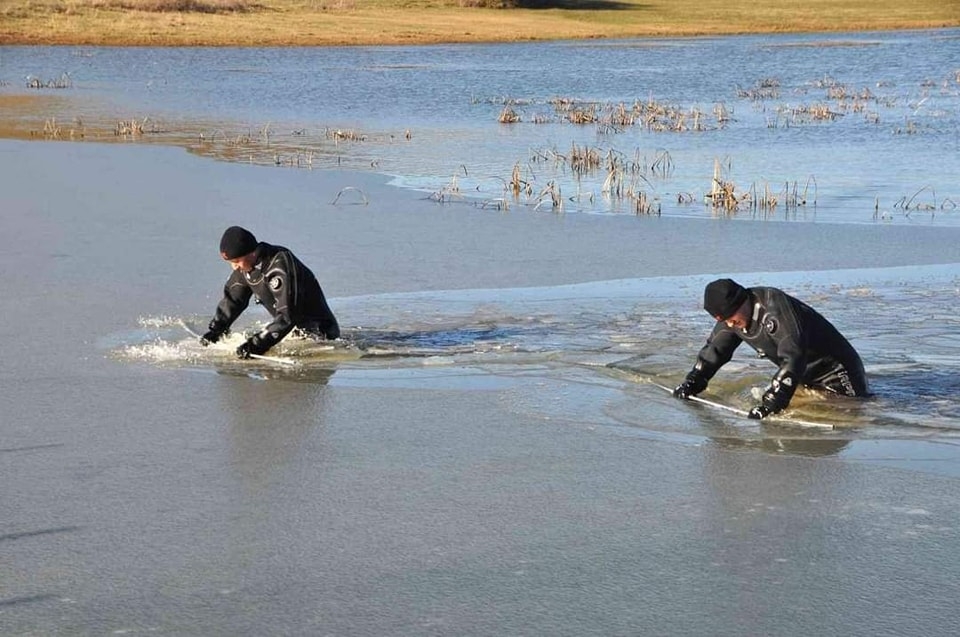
[
  {"xmin": 224, "ymin": 251, "xmax": 257, "ymax": 273},
  {"xmin": 721, "ymin": 300, "xmax": 751, "ymax": 330}
]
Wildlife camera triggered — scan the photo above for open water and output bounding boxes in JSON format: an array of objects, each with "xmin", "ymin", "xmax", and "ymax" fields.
[
  {"xmin": 2, "ymin": 29, "xmax": 960, "ymax": 636},
  {"xmin": 3, "ymin": 29, "xmax": 960, "ymax": 223}
]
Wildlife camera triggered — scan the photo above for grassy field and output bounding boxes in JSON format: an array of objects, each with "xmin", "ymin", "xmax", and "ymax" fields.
[{"xmin": 1, "ymin": 0, "xmax": 958, "ymax": 46}]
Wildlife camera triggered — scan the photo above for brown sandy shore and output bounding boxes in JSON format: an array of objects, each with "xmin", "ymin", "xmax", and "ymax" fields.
[{"xmin": 1, "ymin": 0, "xmax": 958, "ymax": 47}]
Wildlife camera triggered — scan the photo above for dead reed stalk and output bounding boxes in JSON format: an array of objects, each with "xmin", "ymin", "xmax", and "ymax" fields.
[
  {"xmin": 114, "ymin": 117, "xmax": 147, "ymax": 136},
  {"xmin": 649, "ymin": 149, "xmax": 674, "ymax": 177},
  {"xmin": 26, "ymin": 73, "xmax": 72, "ymax": 89},
  {"xmin": 429, "ymin": 174, "xmax": 464, "ymax": 203},
  {"xmin": 534, "ymin": 181, "xmax": 562, "ymax": 211},
  {"xmin": 43, "ymin": 118, "xmax": 61, "ymax": 138},
  {"xmin": 569, "ymin": 144, "xmax": 601, "ymax": 175},
  {"xmin": 706, "ymin": 157, "xmax": 748, "ymax": 214},
  {"xmin": 895, "ymin": 185, "xmax": 939, "ymax": 214},
  {"xmin": 331, "ymin": 186, "xmax": 369, "ymax": 205},
  {"xmin": 498, "ymin": 107, "xmax": 520, "ymax": 124},
  {"xmin": 509, "ymin": 162, "xmax": 533, "ymax": 198}
]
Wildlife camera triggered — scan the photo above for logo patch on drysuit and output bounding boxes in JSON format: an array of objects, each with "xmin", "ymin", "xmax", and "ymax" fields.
[
  {"xmin": 771, "ymin": 374, "xmax": 794, "ymax": 394},
  {"xmin": 762, "ymin": 315, "xmax": 779, "ymax": 335},
  {"xmin": 269, "ymin": 276, "xmax": 283, "ymax": 291}
]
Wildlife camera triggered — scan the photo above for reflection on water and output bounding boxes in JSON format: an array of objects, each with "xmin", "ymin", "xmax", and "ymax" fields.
[
  {"xmin": 213, "ymin": 364, "xmax": 338, "ymax": 385},
  {"xmin": 217, "ymin": 373, "xmax": 334, "ymax": 487},
  {"xmin": 710, "ymin": 435, "xmax": 851, "ymax": 458}
]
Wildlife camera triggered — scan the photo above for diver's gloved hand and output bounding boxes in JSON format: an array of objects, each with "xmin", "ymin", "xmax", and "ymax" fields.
[
  {"xmin": 236, "ymin": 335, "xmax": 269, "ymax": 359},
  {"xmin": 672, "ymin": 369, "xmax": 707, "ymax": 399},
  {"xmin": 200, "ymin": 321, "xmax": 226, "ymax": 346},
  {"xmin": 752, "ymin": 370, "xmax": 797, "ymax": 418},
  {"xmin": 747, "ymin": 404, "xmax": 774, "ymax": 420}
]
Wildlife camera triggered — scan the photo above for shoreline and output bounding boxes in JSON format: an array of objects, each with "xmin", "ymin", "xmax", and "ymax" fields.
[
  {"xmin": 1, "ymin": 1, "xmax": 957, "ymax": 47},
  {"xmin": 6, "ymin": 24, "xmax": 956, "ymax": 48},
  {"xmin": 2, "ymin": 29, "xmax": 957, "ymax": 230}
]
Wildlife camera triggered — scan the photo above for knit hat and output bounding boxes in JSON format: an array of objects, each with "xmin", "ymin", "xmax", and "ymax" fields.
[
  {"xmin": 703, "ymin": 278, "xmax": 748, "ymax": 320},
  {"xmin": 219, "ymin": 226, "xmax": 257, "ymax": 259}
]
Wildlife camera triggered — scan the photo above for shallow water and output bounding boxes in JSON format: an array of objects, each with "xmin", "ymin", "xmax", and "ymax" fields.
[
  {"xmin": 4, "ymin": 138, "xmax": 960, "ymax": 635},
  {"xmin": 2, "ymin": 29, "xmax": 959, "ymax": 224},
  {"xmin": 3, "ymin": 31, "xmax": 960, "ymax": 636},
  {"xmin": 122, "ymin": 262, "xmax": 960, "ymax": 443}
]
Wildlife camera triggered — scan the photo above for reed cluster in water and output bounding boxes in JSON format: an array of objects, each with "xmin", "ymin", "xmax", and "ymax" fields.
[
  {"xmin": 497, "ymin": 97, "xmax": 733, "ymax": 133},
  {"xmin": 5, "ymin": 56, "xmax": 957, "ymax": 221}
]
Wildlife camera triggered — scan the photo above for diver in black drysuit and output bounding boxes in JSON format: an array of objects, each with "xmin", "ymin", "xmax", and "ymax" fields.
[
  {"xmin": 673, "ymin": 279, "xmax": 869, "ymax": 419},
  {"xmin": 201, "ymin": 227, "xmax": 339, "ymax": 358}
]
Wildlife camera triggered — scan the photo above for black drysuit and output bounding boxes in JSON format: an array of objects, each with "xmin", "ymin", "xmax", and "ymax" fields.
[
  {"xmin": 208, "ymin": 242, "xmax": 340, "ymax": 352},
  {"xmin": 689, "ymin": 286, "xmax": 868, "ymax": 411}
]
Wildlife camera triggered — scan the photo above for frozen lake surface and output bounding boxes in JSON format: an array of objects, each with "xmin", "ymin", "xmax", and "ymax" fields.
[{"xmin": 3, "ymin": 29, "xmax": 960, "ymax": 636}]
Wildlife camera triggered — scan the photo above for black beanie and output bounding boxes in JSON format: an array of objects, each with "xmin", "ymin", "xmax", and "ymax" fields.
[
  {"xmin": 703, "ymin": 278, "xmax": 748, "ymax": 319},
  {"xmin": 219, "ymin": 226, "xmax": 257, "ymax": 259}
]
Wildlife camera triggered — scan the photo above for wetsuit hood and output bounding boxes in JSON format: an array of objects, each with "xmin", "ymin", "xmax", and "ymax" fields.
[
  {"xmin": 704, "ymin": 278, "xmax": 748, "ymax": 320},
  {"xmin": 220, "ymin": 226, "xmax": 258, "ymax": 259}
]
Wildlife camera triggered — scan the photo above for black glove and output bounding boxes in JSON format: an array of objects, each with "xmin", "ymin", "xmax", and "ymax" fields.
[
  {"xmin": 673, "ymin": 369, "xmax": 708, "ymax": 399},
  {"xmin": 236, "ymin": 335, "xmax": 269, "ymax": 359},
  {"xmin": 756, "ymin": 370, "xmax": 797, "ymax": 416},
  {"xmin": 748, "ymin": 404, "xmax": 773, "ymax": 420},
  {"xmin": 200, "ymin": 321, "xmax": 226, "ymax": 346}
]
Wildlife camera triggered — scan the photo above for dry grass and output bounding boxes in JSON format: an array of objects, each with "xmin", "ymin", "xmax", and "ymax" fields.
[
  {"xmin": 0, "ymin": 0, "xmax": 956, "ymax": 46},
  {"xmin": 96, "ymin": 0, "xmax": 252, "ymax": 12}
]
